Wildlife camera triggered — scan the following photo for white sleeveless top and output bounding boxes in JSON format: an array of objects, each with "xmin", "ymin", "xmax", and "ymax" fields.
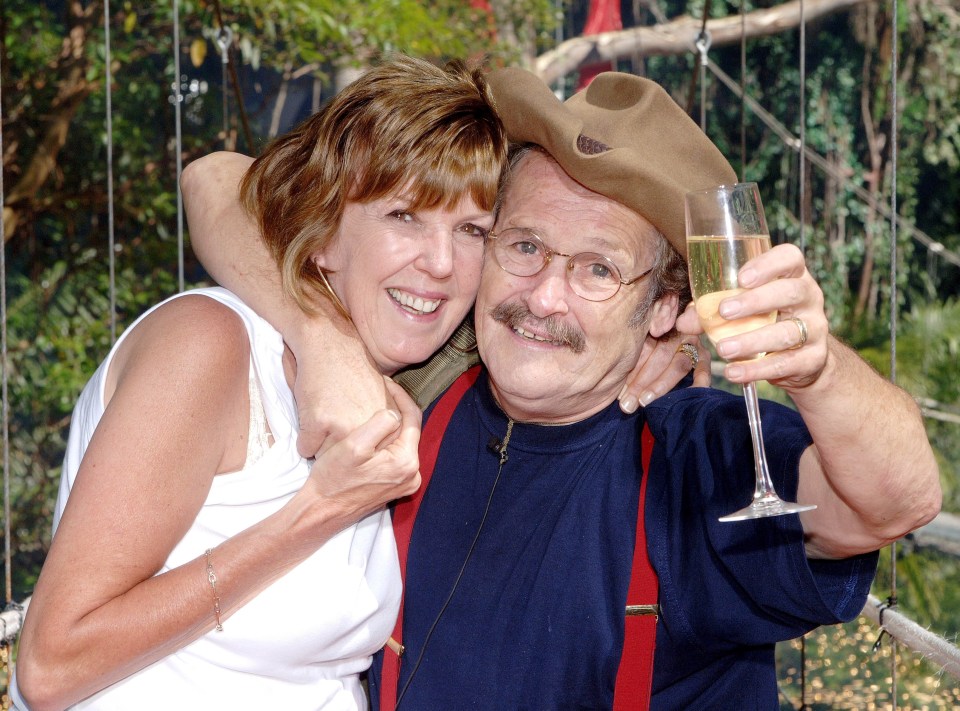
[{"xmin": 18, "ymin": 287, "xmax": 401, "ymax": 710}]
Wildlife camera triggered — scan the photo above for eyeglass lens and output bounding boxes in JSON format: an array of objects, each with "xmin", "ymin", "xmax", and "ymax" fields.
[{"xmin": 493, "ymin": 228, "xmax": 625, "ymax": 301}]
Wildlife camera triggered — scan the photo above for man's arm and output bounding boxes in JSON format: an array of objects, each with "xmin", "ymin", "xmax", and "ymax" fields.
[
  {"xmin": 678, "ymin": 243, "xmax": 941, "ymax": 559},
  {"xmin": 182, "ymin": 152, "xmax": 390, "ymax": 454},
  {"xmin": 791, "ymin": 337, "xmax": 939, "ymax": 558}
]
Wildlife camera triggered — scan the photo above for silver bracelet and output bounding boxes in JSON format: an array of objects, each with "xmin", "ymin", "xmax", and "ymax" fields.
[{"xmin": 204, "ymin": 548, "xmax": 224, "ymax": 632}]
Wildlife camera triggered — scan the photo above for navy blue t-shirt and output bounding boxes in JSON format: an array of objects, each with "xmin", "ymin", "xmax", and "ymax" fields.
[{"xmin": 370, "ymin": 370, "xmax": 877, "ymax": 709}]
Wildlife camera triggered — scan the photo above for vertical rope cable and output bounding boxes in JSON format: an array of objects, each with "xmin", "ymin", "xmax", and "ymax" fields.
[
  {"xmin": 798, "ymin": 11, "xmax": 809, "ymax": 694},
  {"xmin": 0, "ymin": 28, "xmax": 11, "ymax": 705},
  {"xmin": 172, "ymin": 0, "xmax": 185, "ymax": 292},
  {"xmin": 104, "ymin": 0, "xmax": 117, "ymax": 344},
  {"xmin": 211, "ymin": 0, "xmax": 256, "ymax": 154},
  {"xmin": 554, "ymin": 0, "xmax": 564, "ymax": 96},
  {"xmin": 739, "ymin": 0, "xmax": 746, "ymax": 182},
  {"xmin": 217, "ymin": 26, "xmax": 233, "ymax": 144},
  {"xmin": 800, "ymin": 633, "xmax": 808, "ymax": 709},
  {"xmin": 798, "ymin": 0, "xmax": 807, "ymax": 252},
  {"xmin": 222, "ymin": 55, "xmax": 229, "ymax": 139},
  {"xmin": 686, "ymin": 0, "xmax": 712, "ymax": 119},
  {"xmin": 888, "ymin": 0, "xmax": 900, "ymax": 706},
  {"xmin": 0, "ymin": 11, "xmax": 10, "ymax": 610},
  {"xmin": 695, "ymin": 31, "xmax": 711, "ymax": 132},
  {"xmin": 699, "ymin": 54, "xmax": 707, "ymax": 131},
  {"xmin": 795, "ymin": 6, "xmax": 808, "ymax": 707},
  {"xmin": 888, "ymin": 0, "xmax": 899, "ymax": 384}
]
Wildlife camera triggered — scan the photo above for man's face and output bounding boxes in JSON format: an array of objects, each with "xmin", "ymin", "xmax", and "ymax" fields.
[{"xmin": 476, "ymin": 152, "xmax": 675, "ymax": 423}]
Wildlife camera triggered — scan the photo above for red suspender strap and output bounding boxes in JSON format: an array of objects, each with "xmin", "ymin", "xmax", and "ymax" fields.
[
  {"xmin": 613, "ymin": 423, "xmax": 659, "ymax": 711},
  {"xmin": 381, "ymin": 370, "xmax": 657, "ymax": 710},
  {"xmin": 380, "ymin": 366, "xmax": 482, "ymax": 711}
]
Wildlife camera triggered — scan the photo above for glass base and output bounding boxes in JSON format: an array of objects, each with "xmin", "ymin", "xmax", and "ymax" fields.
[{"xmin": 719, "ymin": 496, "xmax": 817, "ymax": 522}]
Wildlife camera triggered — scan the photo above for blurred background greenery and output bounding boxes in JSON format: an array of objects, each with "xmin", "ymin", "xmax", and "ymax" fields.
[{"xmin": 2, "ymin": 0, "xmax": 958, "ymax": 707}]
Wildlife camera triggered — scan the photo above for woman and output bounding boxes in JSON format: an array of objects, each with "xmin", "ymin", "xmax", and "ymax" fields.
[{"xmin": 14, "ymin": 55, "xmax": 507, "ymax": 710}]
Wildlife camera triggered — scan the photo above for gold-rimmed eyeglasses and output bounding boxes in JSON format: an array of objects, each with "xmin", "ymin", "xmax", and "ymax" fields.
[{"xmin": 486, "ymin": 227, "xmax": 653, "ymax": 302}]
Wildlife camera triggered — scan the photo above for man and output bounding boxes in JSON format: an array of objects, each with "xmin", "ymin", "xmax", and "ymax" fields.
[{"xmin": 184, "ymin": 67, "xmax": 939, "ymax": 709}]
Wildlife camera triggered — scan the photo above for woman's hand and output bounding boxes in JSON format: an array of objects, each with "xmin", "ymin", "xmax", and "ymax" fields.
[
  {"xmin": 618, "ymin": 328, "xmax": 711, "ymax": 413},
  {"xmin": 299, "ymin": 379, "xmax": 421, "ymax": 531}
]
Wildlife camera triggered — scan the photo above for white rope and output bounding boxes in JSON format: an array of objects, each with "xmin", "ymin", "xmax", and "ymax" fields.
[
  {"xmin": 104, "ymin": 0, "xmax": 117, "ymax": 343},
  {"xmin": 864, "ymin": 594, "xmax": 960, "ymax": 681},
  {"xmin": 173, "ymin": 0, "xmax": 185, "ymax": 292},
  {"xmin": 0, "ymin": 597, "xmax": 28, "ymax": 644},
  {"xmin": 918, "ymin": 403, "xmax": 960, "ymax": 425},
  {"xmin": 911, "ymin": 511, "xmax": 960, "ymax": 555}
]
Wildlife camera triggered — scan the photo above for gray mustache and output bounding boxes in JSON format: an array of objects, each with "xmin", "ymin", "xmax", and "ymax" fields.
[{"xmin": 489, "ymin": 302, "xmax": 586, "ymax": 354}]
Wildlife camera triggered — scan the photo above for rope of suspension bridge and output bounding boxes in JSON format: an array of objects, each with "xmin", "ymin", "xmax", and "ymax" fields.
[{"xmin": 704, "ymin": 58, "xmax": 960, "ymax": 270}]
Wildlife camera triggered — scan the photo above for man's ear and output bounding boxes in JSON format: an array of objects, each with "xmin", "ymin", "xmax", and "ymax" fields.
[{"xmin": 647, "ymin": 293, "xmax": 679, "ymax": 338}]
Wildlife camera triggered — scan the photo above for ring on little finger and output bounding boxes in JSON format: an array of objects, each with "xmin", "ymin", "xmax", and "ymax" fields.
[
  {"xmin": 678, "ymin": 343, "xmax": 699, "ymax": 369},
  {"xmin": 787, "ymin": 317, "xmax": 808, "ymax": 350}
]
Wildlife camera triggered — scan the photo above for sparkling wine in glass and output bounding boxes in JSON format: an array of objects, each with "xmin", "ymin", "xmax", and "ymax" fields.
[{"xmin": 685, "ymin": 182, "xmax": 817, "ymax": 522}]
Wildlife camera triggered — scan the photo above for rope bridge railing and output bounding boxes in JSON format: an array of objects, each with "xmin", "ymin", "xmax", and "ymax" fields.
[
  {"xmin": 862, "ymin": 594, "xmax": 960, "ymax": 681},
  {"xmin": 2, "ymin": 549, "xmax": 960, "ymax": 689},
  {"xmin": 0, "ymin": 599, "xmax": 27, "ymax": 649}
]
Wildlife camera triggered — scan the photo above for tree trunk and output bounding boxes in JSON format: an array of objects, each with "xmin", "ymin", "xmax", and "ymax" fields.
[
  {"xmin": 3, "ymin": 1, "xmax": 98, "ymax": 243},
  {"xmin": 269, "ymin": 62, "xmax": 294, "ymax": 139},
  {"xmin": 853, "ymin": 1, "xmax": 886, "ymax": 322},
  {"xmin": 535, "ymin": 0, "xmax": 876, "ymax": 85}
]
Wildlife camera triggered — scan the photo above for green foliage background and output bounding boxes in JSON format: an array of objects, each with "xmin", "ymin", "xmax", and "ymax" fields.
[
  {"xmin": 1, "ymin": 0, "xmax": 557, "ymax": 600},
  {"xmin": 2, "ymin": 0, "xmax": 959, "ymax": 706}
]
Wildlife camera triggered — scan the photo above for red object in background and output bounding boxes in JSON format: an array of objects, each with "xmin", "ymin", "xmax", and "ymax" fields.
[
  {"xmin": 578, "ymin": 0, "xmax": 623, "ymax": 89},
  {"xmin": 467, "ymin": 0, "xmax": 496, "ymax": 60}
]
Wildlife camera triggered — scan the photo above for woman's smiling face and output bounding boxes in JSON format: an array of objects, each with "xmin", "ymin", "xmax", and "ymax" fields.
[{"xmin": 316, "ymin": 190, "xmax": 492, "ymax": 374}]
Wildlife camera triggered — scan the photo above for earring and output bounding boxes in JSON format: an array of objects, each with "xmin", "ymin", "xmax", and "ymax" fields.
[{"xmin": 317, "ymin": 268, "xmax": 349, "ymax": 317}]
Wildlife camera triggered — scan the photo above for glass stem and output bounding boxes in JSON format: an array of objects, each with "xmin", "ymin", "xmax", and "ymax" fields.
[{"xmin": 742, "ymin": 381, "xmax": 778, "ymax": 501}]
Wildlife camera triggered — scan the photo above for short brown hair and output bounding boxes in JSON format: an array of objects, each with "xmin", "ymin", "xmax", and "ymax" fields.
[{"xmin": 241, "ymin": 55, "xmax": 508, "ymax": 311}]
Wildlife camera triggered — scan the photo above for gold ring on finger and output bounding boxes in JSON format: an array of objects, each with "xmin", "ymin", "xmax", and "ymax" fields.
[
  {"xmin": 678, "ymin": 343, "xmax": 699, "ymax": 369},
  {"xmin": 788, "ymin": 317, "xmax": 808, "ymax": 350}
]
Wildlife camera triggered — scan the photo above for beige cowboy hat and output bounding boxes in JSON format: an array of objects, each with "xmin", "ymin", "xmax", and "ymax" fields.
[{"xmin": 485, "ymin": 67, "xmax": 738, "ymax": 256}]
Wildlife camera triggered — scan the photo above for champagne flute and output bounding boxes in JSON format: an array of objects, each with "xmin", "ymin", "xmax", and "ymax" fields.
[{"xmin": 685, "ymin": 182, "xmax": 816, "ymax": 522}]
